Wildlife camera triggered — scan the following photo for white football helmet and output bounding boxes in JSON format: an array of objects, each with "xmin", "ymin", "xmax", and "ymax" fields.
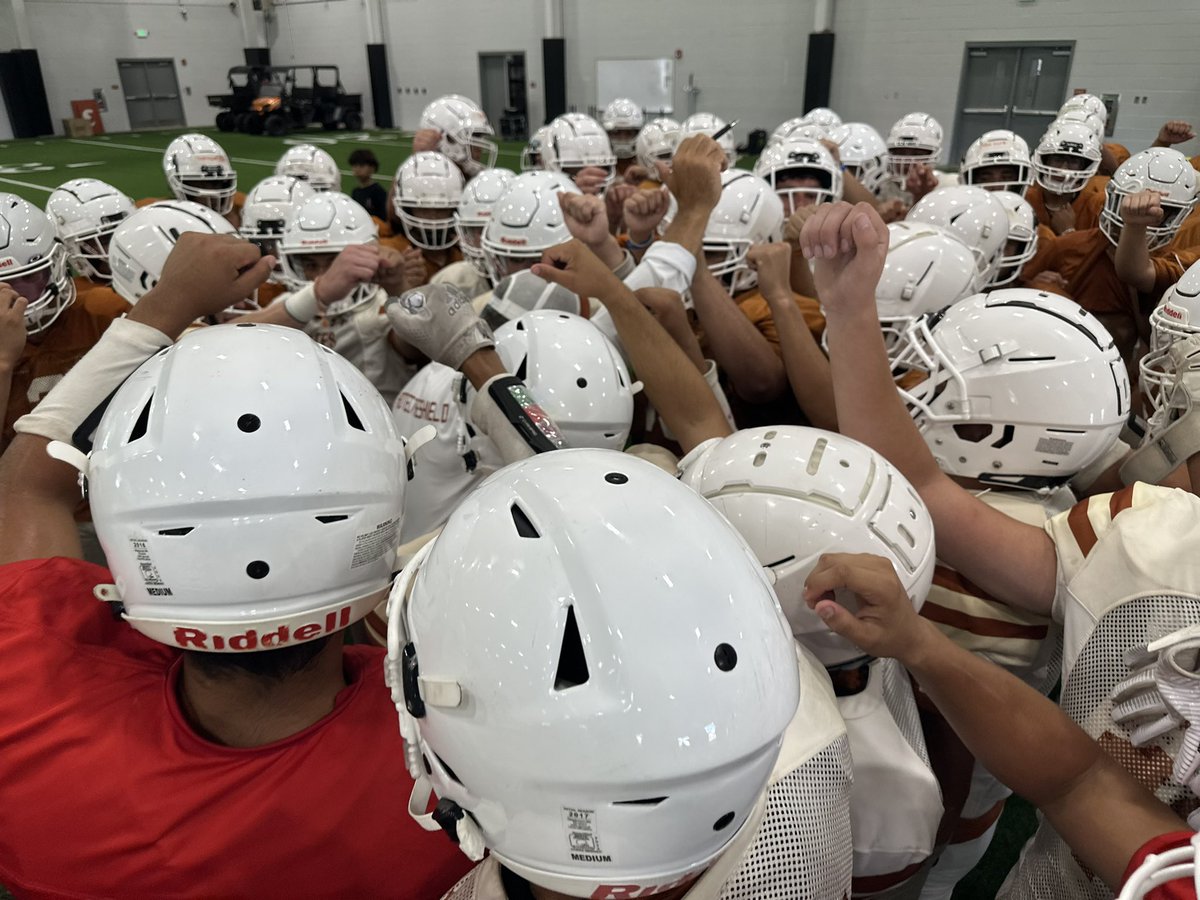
[
  {"xmin": 393, "ymin": 151, "xmax": 465, "ymax": 251},
  {"xmin": 752, "ymin": 138, "xmax": 843, "ymax": 212},
  {"xmin": 1140, "ymin": 260, "xmax": 1200, "ymax": 434},
  {"xmin": 482, "ymin": 269, "xmax": 582, "ymax": 330},
  {"xmin": 634, "ymin": 117, "xmax": 680, "ymax": 177},
  {"xmin": 894, "ymin": 289, "xmax": 1130, "ymax": 489},
  {"xmin": 988, "ymin": 191, "xmax": 1039, "ymax": 288},
  {"xmin": 520, "ymin": 125, "xmax": 551, "ymax": 172},
  {"xmin": 679, "ymin": 112, "xmax": 738, "ymax": 167},
  {"xmin": 109, "ymin": 200, "xmax": 236, "ymax": 307},
  {"xmin": 82, "ymin": 323, "xmax": 407, "ymax": 650},
  {"xmin": 278, "ymin": 192, "xmax": 379, "ymax": 314},
  {"xmin": 44, "ymin": 178, "xmax": 135, "ymax": 283},
  {"xmin": 239, "ymin": 175, "xmax": 316, "ymax": 279},
  {"xmin": 1060, "ymin": 93, "xmax": 1108, "ymax": 125},
  {"xmin": 494, "ymin": 310, "xmax": 636, "ymax": 450},
  {"xmin": 800, "ymin": 107, "xmax": 842, "ymax": 130},
  {"xmin": 700, "ymin": 170, "xmax": 784, "ymax": 293},
  {"xmin": 875, "ymin": 221, "xmax": 981, "ymax": 357},
  {"xmin": 480, "ymin": 171, "xmax": 581, "ymax": 284},
  {"xmin": 1116, "ymin": 834, "xmax": 1200, "ymax": 900},
  {"xmin": 1100, "ymin": 148, "xmax": 1199, "ymax": 251},
  {"xmin": 601, "ymin": 97, "xmax": 645, "ymax": 158},
  {"xmin": 419, "ymin": 94, "xmax": 498, "ymax": 177},
  {"xmin": 1032, "ymin": 120, "xmax": 1102, "ymax": 194},
  {"xmin": 163, "ymin": 134, "xmax": 237, "ymax": 216},
  {"xmin": 886, "ymin": 113, "xmax": 944, "ymax": 179},
  {"xmin": 542, "ymin": 113, "xmax": 617, "ymax": 190},
  {"xmin": 274, "ymin": 144, "xmax": 341, "ymax": 192},
  {"xmin": 680, "ymin": 426, "xmax": 935, "ymax": 667},
  {"xmin": 907, "ymin": 186, "xmax": 1010, "ymax": 285},
  {"xmin": 831, "ymin": 123, "xmax": 888, "ymax": 195},
  {"xmin": 960, "ymin": 130, "xmax": 1033, "ymax": 195},
  {"xmin": 386, "ymin": 449, "xmax": 800, "ymax": 897},
  {"xmin": 1056, "ymin": 107, "xmax": 1106, "ymax": 138},
  {"xmin": 767, "ymin": 118, "xmax": 830, "ymax": 148},
  {"xmin": 0, "ymin": 193, "xmax": 75, "ymax": 336},
  {"xmin": 456, "ymin": 167, "xmax": 516, "ymax": 278}
]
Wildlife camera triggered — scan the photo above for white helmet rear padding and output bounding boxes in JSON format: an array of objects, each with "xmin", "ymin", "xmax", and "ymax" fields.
[
  {"xmin": 482, "ymin": 269, "xmax": 582, "ymax": 330},
  {"xmin": 1032, "ymin": 120, "xmax": 1102, "ymax": 194},
  {"xmin": 1100, "ymin": 148, "xmax": 1199, "ymax": 251},
  {"xmin": 45, "ymin": 178, "xmax": 135, "ymax": 283},
  {"xmin": 84, "ymin": 323, "xmax": 408, "ymax": 649},
  {"xmin": 274, "ymin": 144, "xmax": 341, "ymax": 192},
  {"xmin": 701, "ymin": 169, "xmax": 785, "ymax": 293},
  {"xmin": 960, "ymin": 130, "xmax": 1033, "ymax": 196},
  {"xmin": 163, "ymin": 133, "xmax": 237, "ymax": 215},
  {"xmin": 394, "ymin": 151, "xmax": 465, "ymax": 251},
  {"xmin": 907, "ymin": 185, "xmax": 1010, "ymax": 285},
  {"xmin": 278, "ymin": 192, "xmax": 379, "ymax": 313},
  {"xmin": 601, "ymin": 98, "xmax": 645, "ymax": 158},
  {"xmin": 108, "ymin": 200, "xmax": 235, "ymax": 306},
  {"xmin": 831, "ymin": 123, "xmax": 888, "ymax": 195},
  {"xmin": 988, "ymin": 191, "xmax": 1039, "ymax": 288},
  {"xmin": 635, "ymin": 117, "xmax": 681, "ymax": 177},
  {"xmin": 542, "ymin": 113, "xmax": 617, "ymax": 189},
  {"xmin": 0, "ymin": 193, "xmax": 75, "ymax": 336},
  {"xmin": 480, "ymin": 171, "xmax": 581, "ymax": 284},
  {"xmin": 494, "ymin": 310, "xmax": 636, "ymax": 450},
  {"xmin": 679, "ymin": 112, "xmax": 738, "ymax": 167},
  {"xmin": 456, "ymin": 167, "xmax": 516, "ymax": 277},
  {"xmin": 752, "ymin": 138, "xmax": 843, "ymax": 210},
  {"xmin": 680, "ymin": 426, "xmax": 936, "ymax": 667},
  {"xmin": 386, "ymin": 449, "xmax": 800, "ymax": 897},
  {"xmin": 1141, "ymin": 260, "xmax": 1200, "ymax": 435},
  {"xmin": 886, "ymin": 113, "xmax": 944, "ymax": 179},
  {"xmin": 894, "ymin": 289, "xmax": 1130, "ymax": 489},
  {"xmin": 419, "ymin": 94, "xmax": 498, "ymax": 177}
]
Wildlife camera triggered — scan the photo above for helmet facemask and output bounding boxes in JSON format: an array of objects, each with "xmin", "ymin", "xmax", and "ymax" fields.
[{"xmin": 5, "ymin": 241, "xmax": 76, "ymax": 336}]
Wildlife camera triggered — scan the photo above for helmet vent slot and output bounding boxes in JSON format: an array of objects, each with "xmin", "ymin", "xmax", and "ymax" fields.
[
  {"xmin": 554, "ymin": 605, "xmax": 589, "ymax": 690},
  {"xmin": 510, "ymin": 503, "xmax": 540, "ymax": 538},
  {"xmin": 515, "ymin": 356, "xmax": 528, "ymax": 381},
  {"xmin": 127, "ymin": 393, "xmax": 154, "ymax": 443},
  {"xmin": 316, "ymin": 514, "xmax": 349, "ymax": 524},
  {"xmin": 433, "ymin": 751, "xmax": 464, "ymax": 786},
  {"xmin": 157, "ymin": 526, "xmax": 194, "ymax": 536},
  {"xmin": 613, "ymin": 797, "xmax": 667, "ymax": 807},
  {"xmin": 764, "ymin": 554, "xmax": 796, "ymax": 569},
  {"xmin": 340, "ymin": 391, "xmax": 365, "ymax": 431},
  {"xmin": 991, "ymin": 424, "xmax": 1016, "ymax": 448}
]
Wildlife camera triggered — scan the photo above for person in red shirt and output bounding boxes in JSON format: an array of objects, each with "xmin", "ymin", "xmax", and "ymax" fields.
[{"xmin": 0, "ymin": 232, "xmax": 472, "ymax": 899}]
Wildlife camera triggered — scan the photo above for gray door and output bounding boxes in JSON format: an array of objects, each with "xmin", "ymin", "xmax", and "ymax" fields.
[
  {"xmin": 118, "ymin": 59, "xmax": 185, "ymax": 129},
  {"xmin": 478, "ymin": 54, "xmax": 508, "ymax": 134},
  {"xmin": 951, "ymin": 43, "xmax": 1073, "ymax": 163}
]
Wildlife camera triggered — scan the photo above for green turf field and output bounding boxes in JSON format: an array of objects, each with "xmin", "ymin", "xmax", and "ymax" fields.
[{"xmin": 0, "ymin": 127, "xmax": 532, "ymax": 205}]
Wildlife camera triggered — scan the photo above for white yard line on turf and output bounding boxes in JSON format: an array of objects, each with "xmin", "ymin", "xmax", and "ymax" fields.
[
  {"xmin": 66, "ymin": 161, "xmax": 105, "ymax": 168},
  {"xmin": 0, "ymin": 175, "xmax": 53, "ymax": 192}
]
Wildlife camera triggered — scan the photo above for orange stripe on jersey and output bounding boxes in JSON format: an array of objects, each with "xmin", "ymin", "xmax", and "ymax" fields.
[
  {"xmin": 921, "ymin": 599, "xmax": 1049, "ymax": 641},
  {"xmin": 1066, "ymin": 496, "xmax": 1100, "ymax": 557},
  {"xmin": 931, "ymin": 566, "xmax": 1003, "ymax": 605},
  {"xmin": 1109, "ymin": 484, "xmax": 1136, "ymax": 522}
]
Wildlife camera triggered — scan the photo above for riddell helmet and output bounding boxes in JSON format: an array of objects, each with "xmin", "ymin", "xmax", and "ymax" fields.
[
  {"xmin": 1116, "ymin": 834, "xmax": 1200, "ymax": 900},
  {"xmin": 520, "ymin": 125, "xmax": 551, "ymax": 172},
  {"xmin": 274, "ymin": 144, "xmax": 341, "ymax": 192},
  {"xmin": 393, "ymin": 151, "xmax": 465, "ymax": 251},
  {"xmin": 419, "ymin": 94, "xmax": 498, "ymax": 177},
  {"xmin": 163, "ymin": 134, "xmax": 238, "ymax": 216},
  {"xmin": 679, "ymin": 112, "xmax": 738, "ymax": 168},
  {"xmin": 752, "ymin": 138, "xmax": 843, "ymax": 211},
  {"xmin": 482, "ymin": 269, "xmax": 582, "ymax": 330},
  {"xmin": 831, "ymin": 122, "xmax": 888, "ymax": 195},
  {"xmin": 456, "ymin": 167, "xmax": 516, "ymax": 278},
  {"xmin": 894, "ymin": 289, "xmax": 1130, "ymax": 489},
  {"xmin": 635, "ymin": 117, "xmax": 680, "ymax": 177},
  {"xmin": 494, "ymin": 310, "xmax": 636, "ymax": 450},
  {"xmin": 907, "ymin": 185, "xmax": 1010, "ymax": 285},
  {"xmin": 1140, "ymin": 260, "xmax": 1200, "ymax": 434},
  {"xmin": 1099, "ymin": 148, "xmax": 1199, "ymax": 251},
  {"xmin": 239, "ymin": 175, "xmax": 316, "ymax": 279},
  {"xmin": 960, "ymin": 130, "xmax": 1033, "ymax": 195},
  {"xmin": 680, "ymin": 426, "xmax": 935, "ymax": 667},
  {"xmin": 0, "ymin": 193, "xmax": 75, "ymax": 336},
  {"xmin": 601, "ymin": 97, "xmax": 645, "ymax": 158},
  {"xmin": 700, "ymin": 170, "xmax": 784, "ymax": 293},
  {"xmin": 800, "ymin": 107, "xmax": 842, "ymax": 130},
  {"xmin": 109, "ymin": 200, "xmax": 236, "ymax": 306},
  {"xmin": 1060, "ymin": 93, "xmax": 1108, "ymax": 125},
  {"xmin": 886, "ymin": 112, "xmax": 944, "ymax": 179},
  {"xmin": 767, "ymin": 118, "xmax": 830, "ymax": 148},
  {"xmin": 542, "ymin": 114, "xmax": 617, "ymax": 190},
  {"xmin": 279, "ymin": 192, "xmax": 379, "ymax": 313},
  {"xmin": 386, "ymin": 449, "xmax": 800, "ymax": 897},
  {"xmin": 875, "ymin": 221, "xmax": 980, "ymax": 357},
  {"xmin": 45, "ymin": 178, "xmax": 135, "ymax": 283},
  {"xmin": 480, "ymin": 171, "xmax": 580, "ymax": 284},
  {"xmin": 1032, "ymin": 120, "xmax": 1103, "ymax": 194},
  {"xmin": 79, "ymin": 323, "xmax": 408, "ymax": 650},
  {"xmin": 988, "ymin": 191, "xmax": 1039, "ymax": 288}
]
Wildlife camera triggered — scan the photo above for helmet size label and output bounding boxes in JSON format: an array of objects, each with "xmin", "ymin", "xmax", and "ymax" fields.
[
  {"xmin": 130, "ymin": 537, "xmax": 172, "ymax": 596},
  {"xmin": 562, "ymin": 806, "xmax": 611, "ymax": 862}
]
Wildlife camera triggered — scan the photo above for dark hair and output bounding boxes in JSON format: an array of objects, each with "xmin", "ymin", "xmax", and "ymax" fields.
[
  {"xmin": 185, "ymin": 635, "xmax": 332, "ymax": 681},
  {"xmin": 348, "ymin": 149, "xmax": 379, "ymax": 170}
]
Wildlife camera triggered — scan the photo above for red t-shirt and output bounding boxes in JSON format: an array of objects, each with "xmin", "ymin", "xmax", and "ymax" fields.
[
  {"xmin": 1122, "ymin": 831, "xmax": 1198, "ymax": 899},
  {"xmin": 0, "ymin": 557, "xmax": 473, "ymax": 899}
]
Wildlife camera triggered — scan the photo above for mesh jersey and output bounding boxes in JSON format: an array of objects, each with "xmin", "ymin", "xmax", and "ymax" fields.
[
  {"xmin": 3, "ymin": 288, "xmax": 129, "ymax": 451},
  {"xmin": 0, "ymin": 557, "xmax": 474, "ymax": 899},
  {"xmin": 439, "ymin": 645, "xmax": 854, "ymax": 900},
  {"xmin": 1121, "ymin": 831, "xmax": 1198, "ymax": 900},
  {"xmin": 999, "ymin": 484, "xmax": 1200, "ymax": 900}
]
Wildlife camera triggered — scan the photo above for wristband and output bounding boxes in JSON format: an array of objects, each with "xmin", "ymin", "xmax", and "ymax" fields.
[
  {"xmin": 626, "ymin": 233, "xmax": 655, "ymax": 250},
  {"xmin": 15, "ymin": 317, "xmax": 171, "ymax": 447},
  {"xmin": 283, "ymin": 283, "xmax": 321, "ymax": 324},
  {"xmin": 611, "ymin": 248, "xmax": 636, "ymax": 280},
  {"xmin": 469, "ymin": 374, "xmax": 567, "ymax": 463}
]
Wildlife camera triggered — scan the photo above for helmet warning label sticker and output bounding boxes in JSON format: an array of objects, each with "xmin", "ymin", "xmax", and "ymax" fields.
[
  {"xmin": 562, "ymin": 806, "xmax": 612, "ymax": 862},
  {"xmin": 130, "ymin": 537, "xmax": 173, "ymax": 596},
  {"xmin": 351, "ymin": 516, "xmax": 400, "ymax": 569},
  {"xmin": 1035, "ymin": 436, "xmax": 1074, "ymax": 457}
]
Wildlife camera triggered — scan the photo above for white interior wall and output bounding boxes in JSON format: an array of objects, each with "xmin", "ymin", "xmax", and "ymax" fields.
[
  {"xmin": 829, "ymin": 0, "xmax": 1200, "ymax": 158},
  {"xmin": 22, "ymin": 0, "xmax": 245, "ymax": 134}
]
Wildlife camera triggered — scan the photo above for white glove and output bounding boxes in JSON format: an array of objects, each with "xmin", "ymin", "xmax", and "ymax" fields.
[{"xmin": 385, "ymin": 284, "xmax": 494, "ymax": 371}]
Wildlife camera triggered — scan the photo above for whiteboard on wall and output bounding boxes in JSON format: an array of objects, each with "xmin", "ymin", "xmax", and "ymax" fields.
[{"xmin": 596, "ymin": 58, "xmax": 674, "ymax": 115}]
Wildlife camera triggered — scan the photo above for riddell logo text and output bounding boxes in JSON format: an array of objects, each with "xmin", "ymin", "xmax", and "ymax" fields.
[
  {"xmin": 1165, "ymin": 307, "xmax": 1185, "ymax": 320},
  {"xmin": 498, "ymin": 236, "xmax": 529, "ymax": 246},
  {"xmin": 173, "ymin": 606, "xmax": 353, "ymax": 650},
  {"xmin": 591, "ymin": 876, "xmax": 695, "ymax": 898}
]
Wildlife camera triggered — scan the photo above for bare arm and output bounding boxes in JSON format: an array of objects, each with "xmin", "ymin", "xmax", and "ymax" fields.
[
  {"xmin": 802, "ymin": 202, "xmax": 1058, "ymax": 615},
  {"xmin": 1113, "ymin": 190, "xmax": 1165, "ymax": 294},
  {"xmin": 0, "ymin": 289, "xmax": 25, "ymax": 442},
  {"xmin": 691, "ymin": 267, "xmax": 787, "ymax": 404}
]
